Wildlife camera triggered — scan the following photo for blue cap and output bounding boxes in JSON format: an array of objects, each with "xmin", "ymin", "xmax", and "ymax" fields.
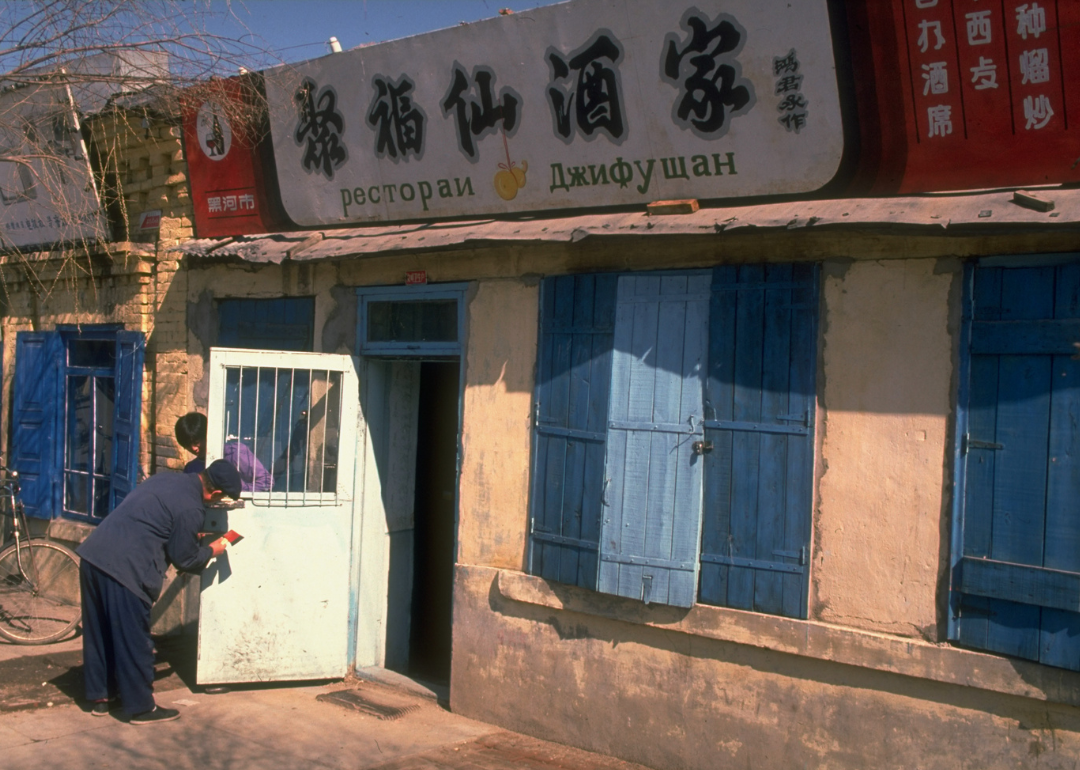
[{"xmin": 205, "ymin": 459, "xmax": 242, "ymax": 499}]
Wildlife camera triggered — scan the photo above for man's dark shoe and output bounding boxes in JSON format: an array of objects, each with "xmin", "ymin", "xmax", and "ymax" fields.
[
  {"xmin": 130, "ymin": 706, "xmax": 180, "ymax": 725},
  {"xmin": 90, "ymin": 700, "xmax": 114, "ymax": 717}
]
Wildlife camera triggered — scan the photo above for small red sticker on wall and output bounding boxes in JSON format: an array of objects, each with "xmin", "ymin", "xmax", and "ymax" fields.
[{"xmin": 406, "ymin": 270, "xmax": 427, "ymax": 285}]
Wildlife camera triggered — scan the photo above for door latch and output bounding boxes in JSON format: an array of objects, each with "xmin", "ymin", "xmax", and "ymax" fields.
[{"xmin": 692, "ymin": 440, "xmax": 714, "ymax": 456}]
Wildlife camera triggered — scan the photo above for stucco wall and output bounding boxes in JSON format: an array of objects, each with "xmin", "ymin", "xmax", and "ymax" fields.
[
  {"xmin": 815, "ymin": 259, "xmax": 957, "ymax": 639},
  {"xmin": 452, "ymin": 565, "xmax": 1080, "ymax": 770},
  {"xmin": 457, "ymin": 279, "xmax": 537, "ymax": 569}
]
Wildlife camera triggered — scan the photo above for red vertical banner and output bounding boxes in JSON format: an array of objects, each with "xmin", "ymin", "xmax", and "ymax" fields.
[
  {"xmin": 1003, "ymin": 2, "xmax": 1065, "ymax": 136},
  {"xmin": 951, "ymin": 0, "xmax": 1012, "ymax": 139},
  {"xmin": 180, "ymin": 76, "xmax": 288, "ymax": 238},
  {"xmin": 849, "ymin": 0, "xmax": 1080, "ymax": 193},
  {"xmin": 1061, "ymin": 1, "xmax": 1080, "ymax": 130},
  {"xmin": 902, "ymin": 0, "xmax": 964, "ymax": 146}
]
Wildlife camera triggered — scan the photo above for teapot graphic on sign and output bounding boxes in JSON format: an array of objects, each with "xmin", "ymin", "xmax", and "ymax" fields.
[{"xmin": 493, "ymin": 134, "xmax": 528, "ymax": 201}]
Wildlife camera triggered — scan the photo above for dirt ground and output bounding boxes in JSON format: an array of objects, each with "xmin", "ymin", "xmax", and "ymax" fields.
[{"xmin": 0, "ymin": 634, "xmax": 191, "ymax": 713}]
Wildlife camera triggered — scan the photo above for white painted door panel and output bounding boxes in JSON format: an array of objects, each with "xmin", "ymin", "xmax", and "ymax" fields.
[{"xmin": 198, "ymin": 348, "xmax": 359, "ymax": 684}]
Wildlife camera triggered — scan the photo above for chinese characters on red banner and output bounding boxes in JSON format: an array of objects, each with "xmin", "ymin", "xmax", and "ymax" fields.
[{"xmin": 904, "ymin": 0, "xmax": 1065, "ymax": 142}]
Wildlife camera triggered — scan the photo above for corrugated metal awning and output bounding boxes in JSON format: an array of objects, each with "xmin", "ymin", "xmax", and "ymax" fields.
[{"xmin": 175, "ymin": 187, "xmax": 1080, "ymax": 265}]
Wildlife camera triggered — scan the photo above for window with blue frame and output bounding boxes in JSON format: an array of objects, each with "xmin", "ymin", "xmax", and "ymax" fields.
[
  {"xmin": 11, "ymin": 328, "xmax": 144, "ymax": 522},
  {"xmin": 529, "ymin": 265, "xmax": 818, "ymax": 616},
  {"xmin": 217, "ymin": 297, "xmax": 315, "ymax": 352},
  {"xmin": 356, "ymin": 284, "xmax": 467, "ymax": 357},
  {"xmin": 951, "ymin": 260, "xmax": 1080, "ymax": 671}
]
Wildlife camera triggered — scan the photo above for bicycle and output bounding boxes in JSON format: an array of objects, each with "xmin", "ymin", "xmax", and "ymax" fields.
[{"xmin": 0, "ymin": 466, "xmax": 81, "ymax": 644}]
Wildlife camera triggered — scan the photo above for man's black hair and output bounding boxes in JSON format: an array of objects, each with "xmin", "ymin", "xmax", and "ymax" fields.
[{"xmin": 174, "ymin": 412, "xmax": 208, "ymax": 453}]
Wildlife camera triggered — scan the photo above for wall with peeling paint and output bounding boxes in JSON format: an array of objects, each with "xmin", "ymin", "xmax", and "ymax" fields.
[
  {"xmin": 177, "ymin": 240, "xmax": 1080, "ymax": 768},
  {"xmin": 458, "ymin": 279, "xmax": 537, "ymax": 570},
  {"xmin": 814, "ymin": 258, "xmax": 957, "ymax": 640},
  {"xmin": 452, "ymin": 565, "xmax": 1080, "ymax": 770},
  {"xmin": 445, "ymin": 253, "xmax": 1080, "ymax": 769}
]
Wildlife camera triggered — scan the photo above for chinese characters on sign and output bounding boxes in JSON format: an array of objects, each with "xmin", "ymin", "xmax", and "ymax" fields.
[
  {"xmin": 441, "ymin": 65, "xmax": 521, "ymax": 161},
  {"xmin": 904, "ymin": 0, "xmax": 1064, "ymax": 142},
  {"xmin": 546, "ymin": 31, "xmax": 627, "ymax": 143},
  {"xmin": 207, "ymin": 193, "xmax": 257, "ymax": 216},
  {"xmin": 264, "ymin": 0, "xmax": 842, "ymax": 226},
  {"xmin": 294, "ymin": 78, "xmax": 348, "ymax": 179},
  {"xmin": 661, "ymin": 11, "xmax": 755, "ymax": 138},
  {"xmin": 367, "ymin": 75, "xmax": 426, "ymax": 161},
  {"xmin": 773, "ymin": 49, "xmax": 809, "ymax": 133}
]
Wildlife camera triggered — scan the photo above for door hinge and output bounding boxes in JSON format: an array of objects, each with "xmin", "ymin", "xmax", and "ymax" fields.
[
  {"xmin": 776, "ymin": 410, "xmax": 811, "ymax": 428},
  {"xmin": 962, "ymin": 433, "xmax": 1004, "ymax": 455}
]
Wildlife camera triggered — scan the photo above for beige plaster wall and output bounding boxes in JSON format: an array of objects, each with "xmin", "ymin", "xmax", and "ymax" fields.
[
  {"xmin": 814, "ymin": 259, "xmax": 957, "ymax": 639},
  {"xmin": 453, "ymin": 565, "xmax": 1080, "ymax": 770},
  {"xmin": 457, "ymin": 279, "xmax": 537, "ymax": 569}
]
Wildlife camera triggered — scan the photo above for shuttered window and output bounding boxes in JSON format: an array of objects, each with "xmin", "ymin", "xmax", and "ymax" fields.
[
  {"xmin": 529, "ymin": 265, "xmax": 818, "ymax": 616},
  {"xmin": 952, "ymin": 261, "xmax": 1080, "ymax": 670},
  {"xmin": 12, "ymin": 329, "xmax": 144, "ymax": 521},
  {"xmin": 529, "ymin": 274, "xmax": 616, "ymax": 590},
  {"xmin": 698, "ymin": 264, "xmax": 817, "ymax": 618}
]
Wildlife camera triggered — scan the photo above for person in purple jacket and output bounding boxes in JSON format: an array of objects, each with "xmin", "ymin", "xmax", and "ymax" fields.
[
  {"xmin": 174, "ymin": 412, "xmax": 272, "ymax": 492},
  {"xmin": 77, "ymin": 460, "xmax": 241, "ymax": 724}
]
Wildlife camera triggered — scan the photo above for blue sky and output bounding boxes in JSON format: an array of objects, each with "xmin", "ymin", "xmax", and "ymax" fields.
[{"xmin": 216, "ymin": 0, "xmax": 567, "ymax": 66}]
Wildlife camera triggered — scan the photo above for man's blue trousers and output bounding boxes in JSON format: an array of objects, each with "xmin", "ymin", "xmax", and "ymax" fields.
[{"xmin": 79, "ymin": 560, "xmax": 156, "ymax": 715}]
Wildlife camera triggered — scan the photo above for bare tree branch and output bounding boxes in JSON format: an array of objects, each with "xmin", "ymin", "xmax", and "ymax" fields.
[{"xmin": 0, "ymin": 0, "xmax": 283, "ymax": 302}]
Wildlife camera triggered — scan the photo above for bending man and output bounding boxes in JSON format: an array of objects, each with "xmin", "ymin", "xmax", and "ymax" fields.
[{"xmin": 77, "ymin": 460, "xmax": 241, "ymax": 724}]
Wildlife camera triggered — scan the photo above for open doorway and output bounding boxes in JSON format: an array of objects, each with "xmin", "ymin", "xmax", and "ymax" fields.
[
  {"xmin": 354, "ymin": 282, "xmax": 467, "ymax": 687},
  {"xmin": 407, "ymin": 360, "xmax": 460, "ymax": 684}
]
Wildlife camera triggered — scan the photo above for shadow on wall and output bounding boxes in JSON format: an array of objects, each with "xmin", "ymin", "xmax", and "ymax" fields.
[
  {"xmin": 541, "ymin": 264, "xmax": 824, "ymax": 417},
  {"xmin": 187, "ymin": 289, "xmax": 218, "ymax": 409}
]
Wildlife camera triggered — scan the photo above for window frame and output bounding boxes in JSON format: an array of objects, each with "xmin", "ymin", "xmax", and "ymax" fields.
[
  {"xmin": 11, "ymin": 325, "xmax": 143, "ymax": 523},
  {"xmin": 62, "ymin": 332, "xmax": 118, "ymax": 520},
  {"xmin": 527, "ymin": 266, "xmax": 818, "ymax": 616},
  {"xmin": 948, "ymin": 256, "xmax": 1080, "ymax": 671},
  {"xmin": 216, "ymin": 296, "xmax": 316, "ymax": 352},
  {"xmin": 356, "ymin": 283, "xmax": 467, "ymax": 357}
]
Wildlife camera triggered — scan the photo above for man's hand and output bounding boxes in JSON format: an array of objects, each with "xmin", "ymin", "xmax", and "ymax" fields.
[{"xmin": 209, "ymin": 538, "xmax": 229, "ymax": 558}]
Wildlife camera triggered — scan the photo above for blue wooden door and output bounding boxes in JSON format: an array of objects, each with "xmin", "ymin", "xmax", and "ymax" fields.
[
  {"xmin": 599, "ymin": 272, "xmax": 711, "ymax": 607},
  {"xmin": 698, "ymin": 264, "xmax": 817, "ymax": 618},
  {"xmin": 530, "ymin": 274, "xmax": 616, "ymax": 589},
  {"xmin": 10, "ymin": 332, "xmax": 63, "ymax": 519},
  {"xmin": 953, "ymin": 262, "xmax": 1080, "ymax": 670}
]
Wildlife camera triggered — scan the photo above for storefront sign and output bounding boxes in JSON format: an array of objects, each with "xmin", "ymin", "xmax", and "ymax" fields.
[
  {"xmin": 263, "ymin": 0, "xmax": 844, "ymax": 227},
  {"xmin": 849, "ymin": 0, "xmax": 1080, "ymax": 193},
  {"xmin": 0, "ymin": 82, "xmax": 106, "ymax": 250}
]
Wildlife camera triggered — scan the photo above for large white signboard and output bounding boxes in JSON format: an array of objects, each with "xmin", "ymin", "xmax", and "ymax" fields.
[
  {"xmin": 266, "ymin": 0, "xmax": 843, "ymax": 226},
  {"xmin": 0, "ymin": 82, "xmax": 106, "ymax": 250}
]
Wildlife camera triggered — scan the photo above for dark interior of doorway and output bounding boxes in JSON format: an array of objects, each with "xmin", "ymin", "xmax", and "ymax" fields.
[{"xmin": 408, "ymin": 360, "xmax": 460, "ymax": 686}]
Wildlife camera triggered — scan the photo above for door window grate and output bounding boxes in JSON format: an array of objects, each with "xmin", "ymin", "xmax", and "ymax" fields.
[{"xmin": 219, "ymin": 364, "xmax": 344, "ymax": 505}]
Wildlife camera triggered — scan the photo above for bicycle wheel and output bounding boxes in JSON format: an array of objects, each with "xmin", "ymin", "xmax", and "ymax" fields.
[{"xmin": 0, "ymin": 539, "xmax": 81, "ymax": 644}]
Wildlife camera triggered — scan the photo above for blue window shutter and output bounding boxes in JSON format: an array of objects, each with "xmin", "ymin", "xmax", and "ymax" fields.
[
  {"xmin": 598, "ymin": 272, "xmax": 710, "ymax": 607},
  {"xmin": 698, "ymin": 263, "xmax": 817, "ymax": 619},
  {"xmin": 529, "ymin": 274, "xmax": 616, "ymax": 589},
  {"xmin": 110, "ymin": 331, "xmax": 145, "ymax": 510},
  {"xmin": 955, "ymin": 262, "xmax": 1080, "ymax": 670},
  {"xmin": 11, "ymin": 332, "xmax": 63, "ymax": 519}
]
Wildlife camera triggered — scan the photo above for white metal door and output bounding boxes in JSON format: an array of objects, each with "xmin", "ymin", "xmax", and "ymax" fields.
[{"xmin": 198, "ymin": 348, "xmax": 360, "ymax": 684}]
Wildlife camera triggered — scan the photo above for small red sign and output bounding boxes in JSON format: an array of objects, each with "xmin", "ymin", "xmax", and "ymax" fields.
[
  {"xmin": 406, "ymin": 270, "xmax": 427, "ymax": 285},
  {"xmin": 137, "ymin": 210, "xmax": 161, "ymax": 230}
]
